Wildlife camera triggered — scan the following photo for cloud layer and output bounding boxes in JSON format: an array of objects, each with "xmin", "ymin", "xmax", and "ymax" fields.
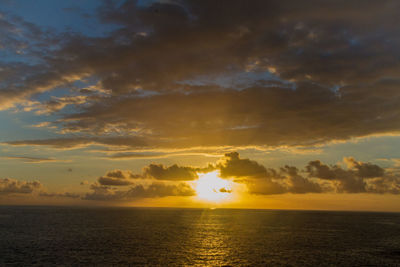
[
  {"xmin": 2, "ymin": 152, "xmax": 399, "ymax": 202},
  {"xmin": 82, "ymin": 152, "xmax": 399, "ymax": 201},
  {"xmin": 2, "ymin": 0, "xmax": 400, "ymax": 150},
  {"xmin": 219, "ymin": 152, "xmax": 400, "ymax": 195}
]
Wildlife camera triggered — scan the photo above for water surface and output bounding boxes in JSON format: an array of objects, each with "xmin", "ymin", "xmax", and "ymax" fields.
[{"xmin": 0, "ymin": 207, "xmax": 399, "ymax": 266}]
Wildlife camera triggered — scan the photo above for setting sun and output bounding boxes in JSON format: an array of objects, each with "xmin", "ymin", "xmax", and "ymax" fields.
[{"xmin": 195, "ymin": 171, "xmax": 233, "ymax": 202}]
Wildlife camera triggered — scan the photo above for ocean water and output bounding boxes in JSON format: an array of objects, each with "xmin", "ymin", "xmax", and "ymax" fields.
[{"xmin": 0, "ymin": 207, "xmax": 399, "ymax": 266}]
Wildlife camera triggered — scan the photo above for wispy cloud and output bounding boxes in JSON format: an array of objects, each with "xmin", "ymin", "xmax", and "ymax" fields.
[{"xmin": 2, "ymin": 156, "xmax": 70, "ymax": 163}]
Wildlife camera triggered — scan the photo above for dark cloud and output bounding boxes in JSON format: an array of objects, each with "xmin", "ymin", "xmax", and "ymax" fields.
[
  {"xmin": 39, "ymin": 192, "xmax": 80, "ymax": 199},
  {"xmin": 95, "ymin": 163, "xmax": 215, "ymax": 186},
  {"xmin": 306, "ymin": 160, "xmax": 366, "ymax": 193},
  {"xmin": 306, "ymin": 158, "xmax": 390, "ymax": 193},
  {"xmin": 105, "ymin": 170, "xmax": 125, "ymax": 179},
  {"xmin": 92, "ymin": 0, "xmax": 400, "ymax": 87},
  {"xmin": 144, "ymin": 164, "xmax": 199, "ymax": 181},
  {"xmin": 217, "ymin": 152, "xmax": 286, "ymax": 194},
  {"xmin": 244, "ymin": 155, "xmax": 399, "ymax": 195},
  {"xmin": 84, "ymin": 182, "xmax": 195, "ymax": 201},
  {"xmin": 219, "ymin": 152, "xmax": 278, "ymax": 179},
  {"xmin": 0, "ymin": 178, "xmax": 41, "ymax": 195},
  {"xmin": 344, "ymin": 157, "xmax": 385, "ymax": 178},
  {"xmin": 97, "ymin": 170, "xmax": 136, "ymax": 186},
  {"xmin": 240, "ymin": 163, "xmax": 323, "ymax": 195},
  {"xmin": 97, "ymin": 176, "xmax": 134, "ymax": 186},
  {"xmin": 2, "ymin": 0, "xmax": 400, "ymax": 149},
  {"xmin": 6, "ymin": 80, "xmax": 400, "ymax": 150},
  {"xmin": 280, "ymin": 166, "xmax": 323, "ymax": 194}
]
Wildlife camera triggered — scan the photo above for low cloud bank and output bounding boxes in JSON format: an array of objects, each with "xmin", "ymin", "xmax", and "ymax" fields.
[
  {"xmin": 85, "ymin": 152, "xmax": 399, "ymax": 201},
  {"xmin": 0, "ymin": 178, "xmax": 41, "ymax": 195}
]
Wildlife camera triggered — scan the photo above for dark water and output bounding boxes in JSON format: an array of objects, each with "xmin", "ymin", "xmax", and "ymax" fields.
[{"xmin": 0, "ymin": 207, "xmax": 400, "ymax": 266}]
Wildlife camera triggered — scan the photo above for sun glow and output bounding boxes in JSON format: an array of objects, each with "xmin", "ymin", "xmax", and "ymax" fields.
[{"xmin": 195, "ymin": 171, "xmax": 233, "ymax": 202}]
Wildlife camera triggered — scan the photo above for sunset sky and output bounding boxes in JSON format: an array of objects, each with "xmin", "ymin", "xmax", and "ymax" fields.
[{"xmin": 1, "ymin": 0, "xmax": 400, "ymax": 211}]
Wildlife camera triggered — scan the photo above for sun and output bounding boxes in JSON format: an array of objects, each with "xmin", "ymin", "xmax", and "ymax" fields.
[{"xmin": 195, "ymin": 171, "xmax": 233, "ymax": 202}]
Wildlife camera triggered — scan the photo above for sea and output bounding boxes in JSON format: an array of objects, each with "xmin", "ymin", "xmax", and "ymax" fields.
[{"xmin": 0, "ymin": 206, "xmax": 399, "ymax": 266}]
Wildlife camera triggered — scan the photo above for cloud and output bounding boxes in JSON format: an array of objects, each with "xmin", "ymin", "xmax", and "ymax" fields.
[
  {"xmin": 0, "ymin": 153, "xmax": 395, "ymax": 203},
  {"xmin": 0, "ymin": 178, "xmax": 41, "ymax": 195},
  {"xmin": 97, "ymin": 177, "xmax": 134, "ymax": 186},
  {"xmin": 218, "ymin": 152, "xmax": 277, "ymax": 179},
  {"xmin": 84, "ymin": 182, "xmax": 195, "ymax": 201},
  {"xmin": 240, "ymin": 163, "xmax": 324, "ymax": 196},
  {"xmin": 94, "ymin": 162, "xmax": 215, "ymax": 186},
  {"xmin": 343, "ymin": 157, "xmax": 385, "ymax": 178},
  {"xmin": 244, "ymin": 155, "xmax": 399, "ymax": 195},
  {"xmin": 30, "ymin": 121, "xmax": 57, "ymax": 129},
  {"xmin": 105, "ymin": 150, "xmax": 223, "ymax": 160},
  {"xmin": 305, "ymin": 158, "xmax": 391, "ymax": 193},
  {"xmin": 97, "ymin": 170, "xmax": 136, "ymax": 186},
  {"xmin": 66, "ymin": 152, "xmax": 400, "ymax": 202},
  {"xmin": 39, "ymin": 192, "xmax": 80, "ymax": 199},
  {"xmin": 107, "ymin": 152, "xmax": 168, "ymax": 159},
  {"xmin": 26, "ymin": 95, "xmax": 91, "ymax": 115},
  {"xmin": 367, "ymin": 176, "xmax": 400, "ymax": 194},
  {"xmin": 217, "ymin": 152, "xmax": 286, "ymax": 194},
  {"xmin": 246, "ymin": 179, "xmax": 288, "ymax": 195},
  {"xmin": 4, "ymin": 136, "xmax": 147, "ymax": 150},
  {"xmin": 143, "ymin": 164, "xmax": 200, "ymax": 181},
  {"xmin": 6, "ymin": 80, "xmax": 400, "ymax": 150},
  {"xmin": 2, "ymin": 0, "xmax": 400, "ymax": 150},
  {"xmin": 93, "ymin": 0, "xmax": 400, "ymax": 87},
  {"xmin": 1, "ymin": 156, "xmax": 68, "ymax": 163},
  {"xmin": 105, "ymin": 170, "xmax": 126, "ymax": 179},
  {"xmin": 306, "ymin": 160, "xmax": 366, "ymax": 193},
  {"xmin": 280, "ymin": 166, "xmax": 323, "ymax": 194},
  {"xmin": 89, "ymin": 152, "xmax": 400, "ymax": 197}
]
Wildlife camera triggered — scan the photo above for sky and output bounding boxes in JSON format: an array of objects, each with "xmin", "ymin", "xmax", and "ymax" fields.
[{"xmin": 0, "ymin": 0, "xmax": 400, "ymax": 211}]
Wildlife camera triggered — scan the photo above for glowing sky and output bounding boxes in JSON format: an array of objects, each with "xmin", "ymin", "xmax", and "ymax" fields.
[{"xmin": 1, "ymin": 0, "xmax": 400, "ymax": 211}]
